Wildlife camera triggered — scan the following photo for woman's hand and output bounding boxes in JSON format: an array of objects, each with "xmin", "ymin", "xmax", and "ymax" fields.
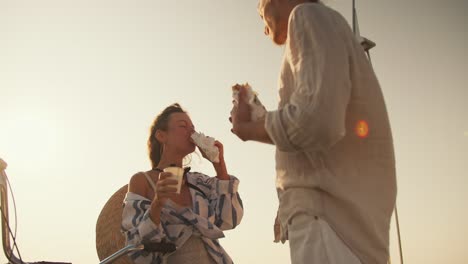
[
  {"xmin": 154, "ymin": 172, "xmax": 179, "ymax": 202},
  {"xmin": 198, "ymin": 140, "xmax": 225, "ymax": 163},
  {"xmin": 150, "ymin": 172, "xmax": 178, "ymax": 223},
  {"xmin": 213, "ymin": 141, "xmax": 225, "ymax": 162},
  {"xmin": 199, "ymin": 140, "xmax": 230, "ymax": 180}
]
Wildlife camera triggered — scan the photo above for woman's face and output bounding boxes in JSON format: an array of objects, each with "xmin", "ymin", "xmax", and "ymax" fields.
[{"xmin": 163, "ymin": 112, "xmax": 196, "ymax": 156}]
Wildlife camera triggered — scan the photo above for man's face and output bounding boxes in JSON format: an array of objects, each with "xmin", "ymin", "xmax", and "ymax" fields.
[{"xmin": 257, "ymin": 0, "xmax": 289, "ymax": 45}]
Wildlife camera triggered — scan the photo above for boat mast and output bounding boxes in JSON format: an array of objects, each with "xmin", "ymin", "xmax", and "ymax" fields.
[{"xmin": 353, "ymin": 0, "xmax": 376, "ymax": 52}]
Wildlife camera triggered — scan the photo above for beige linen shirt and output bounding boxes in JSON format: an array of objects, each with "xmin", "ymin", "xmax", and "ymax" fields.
[{"xmin": 264, "ymin": 3, "xmax": 397, "ymax": 264}]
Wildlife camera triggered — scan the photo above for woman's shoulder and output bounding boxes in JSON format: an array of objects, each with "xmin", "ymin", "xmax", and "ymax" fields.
[{"xmin": 128, "ymin": 171, "xmax": 157, "ymax": 197}]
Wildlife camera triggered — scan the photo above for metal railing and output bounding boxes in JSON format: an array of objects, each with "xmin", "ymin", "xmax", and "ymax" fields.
[{"xmin": 0, "ymin": 158, "xmax": 23, "ymax": 264}]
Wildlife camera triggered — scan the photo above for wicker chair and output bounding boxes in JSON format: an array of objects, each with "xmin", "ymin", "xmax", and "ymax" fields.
[{"xmin": 95, "ymin": 185, "xmax": 132, "ymax": 264}]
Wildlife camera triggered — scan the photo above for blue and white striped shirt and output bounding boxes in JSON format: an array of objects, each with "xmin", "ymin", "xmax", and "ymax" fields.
[{"xmin": 121, "ymin": 172, "xmax": 243, "ymax": 264}]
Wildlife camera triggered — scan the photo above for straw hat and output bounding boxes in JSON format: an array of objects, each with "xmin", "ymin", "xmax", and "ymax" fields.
[{"xmin": 95, "ymin": 184, "xmax": 132, "ymax": 264}]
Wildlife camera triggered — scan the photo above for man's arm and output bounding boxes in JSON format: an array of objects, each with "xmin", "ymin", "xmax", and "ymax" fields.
[
  {"xmin": 233, "ymin": 118, "xmax": 273, "ymax": 144},
  {"xmin": 262, "ymin": 5, "xmax": 351, "ymax": 152}
]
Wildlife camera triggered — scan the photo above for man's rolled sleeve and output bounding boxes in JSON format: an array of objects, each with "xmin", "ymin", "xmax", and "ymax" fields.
[{"xmin": 265, "ymin": 110, "xmax": 299, "ymax": 152}]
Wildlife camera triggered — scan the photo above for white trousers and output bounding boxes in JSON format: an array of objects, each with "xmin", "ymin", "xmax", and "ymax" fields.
[{"xmin": 288, "ymin": 214, "xmax": 362, "ymax": 264}]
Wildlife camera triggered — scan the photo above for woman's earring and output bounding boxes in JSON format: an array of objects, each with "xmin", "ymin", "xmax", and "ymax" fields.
[{"xmin": 160, "ymin": 144, "xmax": 165, "ymax": 156}]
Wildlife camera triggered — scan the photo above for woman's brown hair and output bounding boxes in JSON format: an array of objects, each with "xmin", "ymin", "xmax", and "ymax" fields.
[{"xmin": 147, "ymin": 103, "xmax": 186, "ymax": 169}]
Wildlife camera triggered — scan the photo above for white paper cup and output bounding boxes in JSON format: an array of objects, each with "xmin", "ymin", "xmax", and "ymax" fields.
[{"xmin": 163, "ymin": 166, "xmax": 184, "ymax": 194}]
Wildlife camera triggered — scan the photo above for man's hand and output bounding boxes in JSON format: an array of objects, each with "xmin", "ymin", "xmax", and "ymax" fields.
[
  {"xmin": 229, "ymin": 84, "xmax": 274, "ymax": 144},
  {"xmin": 230, "ymin": 86, "xmax": 251, "ymax": 141}
]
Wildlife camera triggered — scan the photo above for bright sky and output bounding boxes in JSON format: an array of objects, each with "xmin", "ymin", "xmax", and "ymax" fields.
[{"xmin": 0, "ymin": 0, "xmax": 467, "ymax": 263}]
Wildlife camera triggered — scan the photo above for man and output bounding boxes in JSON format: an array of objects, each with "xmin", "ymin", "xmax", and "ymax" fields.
[{"xmin": 230, "ymin": 0, "xmax": 397, "ymax": 263}]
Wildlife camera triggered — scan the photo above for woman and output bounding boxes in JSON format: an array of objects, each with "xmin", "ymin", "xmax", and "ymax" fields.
[{"xmin": 121, "ymin": 103, "xmax": 243, "ymax": 264}]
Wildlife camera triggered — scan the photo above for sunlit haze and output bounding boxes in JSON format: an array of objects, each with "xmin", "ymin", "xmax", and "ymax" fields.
[{"xmin": 1, "ymin": 1, "xmax": 467, "ymax": 263}]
